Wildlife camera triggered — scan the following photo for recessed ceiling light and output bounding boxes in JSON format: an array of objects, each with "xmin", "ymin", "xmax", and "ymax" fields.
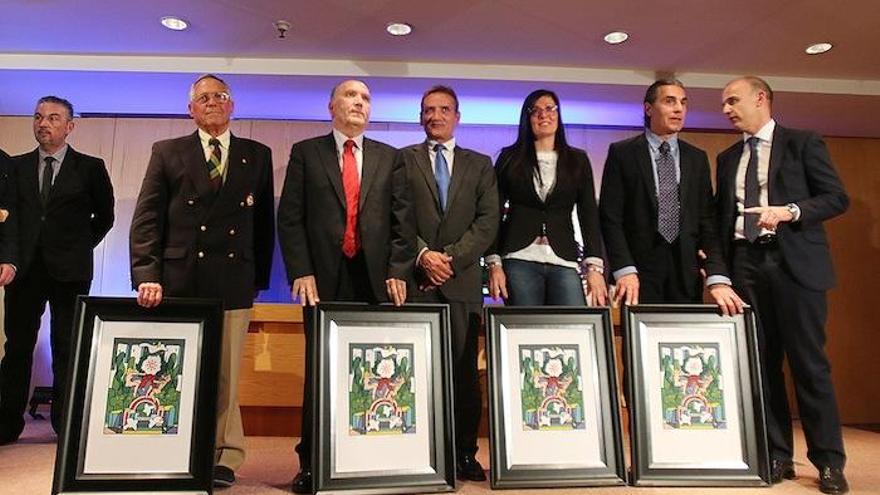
[
  {"xmin": 805, "ymin": 42, "xmax": 832, "ymax": 55},
  {"xmin": 160, "ymin": 16, "xmax": 189, "ymax": 31},
  {"xmin": 603, "ymin": 31, "xmax": 629, "ymax": 45},
  {"xmin": 386, "ymin": 22, "xmax": 413, "ymax": 36}
]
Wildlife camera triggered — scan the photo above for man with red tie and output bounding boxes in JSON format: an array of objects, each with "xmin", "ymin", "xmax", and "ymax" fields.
[{"xmin": 277, "ymin": 79, "xmax": 414, "ymax": 493}]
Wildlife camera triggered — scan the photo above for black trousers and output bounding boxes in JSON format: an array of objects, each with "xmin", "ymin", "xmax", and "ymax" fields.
[
  {"xmin": 417, "ymin": 291, "xmax": 482, "ymax": 457},
  {"xmin": 296, "ymin": 252, "xmax": 376, "ymax": 470},
  {"xmin": 636, "ymin": 235, "xmax": 701, "ymax": 304},
  {"xmin": 0, "ymin": 252, "xmax": 90, "ymax": 435},
  {"xmin": 731, "ymin": 241, "xmax": 846, "ymax": 468}
]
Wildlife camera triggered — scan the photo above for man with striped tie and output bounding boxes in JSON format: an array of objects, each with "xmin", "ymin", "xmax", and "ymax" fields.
[{"xmin": 129, "ymin": 74, "xmax": 276, "ymax": 488}]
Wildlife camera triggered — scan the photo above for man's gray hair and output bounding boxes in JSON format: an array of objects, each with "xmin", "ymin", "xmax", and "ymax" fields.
[{"xmin": 188, "ymin": 74, "xmax": 233, "ymax": 101}]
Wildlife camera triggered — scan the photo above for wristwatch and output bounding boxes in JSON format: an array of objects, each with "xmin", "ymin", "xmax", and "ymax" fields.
[{"xmin": 786, "ymin": 202, "xmax": 799, "ymax": 221}]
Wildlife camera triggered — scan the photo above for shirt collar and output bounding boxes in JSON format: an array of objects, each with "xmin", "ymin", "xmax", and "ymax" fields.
[
  {"xmin": 198, "ymin": 128, "xmax": 231, "ymax": 149},
  {"xmin": 744, "ymin": 118, "xmax": 776, "ymax": 145},
  {"xmin": 38, "ymin": 143, "xmax": 69, "ymax": 165},
  {"xmin": 333, "ymin": 128, "xmax": 364, "ymax": 151},
  {"xmin": 428, "ymin": 137, "xmax": 455, "ymax": 151},
  {"xmin": 645, "ymin": 129, "xmax": 679, "ymax": 154}
]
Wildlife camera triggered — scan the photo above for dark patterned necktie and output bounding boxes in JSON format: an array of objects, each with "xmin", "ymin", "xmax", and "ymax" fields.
[
  {"xmin": 41, "ymin": 156, "xmax": 55, "ymax": 207},
  {"xmin": 207, "ymin": 138, "xmax": 222, "ymax": 191},
  {"xmin": 744, "ymin": 137, "xmax": 761, "ymax": 242},
  {"xmin": 656, "ymin": 141, "xmax": 680, "ymax": 242}
]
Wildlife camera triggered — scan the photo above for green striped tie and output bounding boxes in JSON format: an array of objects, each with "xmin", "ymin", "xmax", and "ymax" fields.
[{"xmin": 207, "ymin": 138, "xmax": 222, "ymax": 191}]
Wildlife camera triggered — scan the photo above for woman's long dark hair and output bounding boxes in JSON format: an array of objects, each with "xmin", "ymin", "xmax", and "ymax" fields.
[{"xmin": 500, "ymin": 89, "xmax": 575, "ymax": 188}]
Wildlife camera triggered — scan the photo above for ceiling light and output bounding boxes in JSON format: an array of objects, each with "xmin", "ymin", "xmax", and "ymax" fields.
[
  {"xmin": 386, "ymin": 22, "xmax": 412, "ymax": 37},
  {"xmin": 160, "ymin": 16, "xmax": 189, "ymax": 31},
  {"xmin": 805, "ymin": 42, "xmax": 832, "ymax": 55},
  {"xmin": 603, "ymin": 31, "xmax": 629, "ymax": 45}
]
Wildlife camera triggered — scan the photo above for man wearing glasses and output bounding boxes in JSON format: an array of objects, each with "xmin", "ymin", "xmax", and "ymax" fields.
[
  {"xmin": 599, "ymin": 79, "xmax": 742, "ymax": 315},
  {"xmin": 0, "ymin": 96, "xmax": 115, "ymax": 444},
  {"xmin": 129, "ymin": 74, "xmax": 275, "ymax": 487}
]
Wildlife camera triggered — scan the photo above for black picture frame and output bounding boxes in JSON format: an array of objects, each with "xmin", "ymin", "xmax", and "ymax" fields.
[
  {"xmin": 52, "ymin": 296, "xmax": 223, "ymax": 495},
  {"xmin": 624, "ymin": 304, "xmax": 769, "ymax": 486},
  {"xmin": 485, "ymin": 306, "xmax": 626, "ymax": 489},
  {"xmin": 312, "ymin": 303, "xmax": 455, "ymax": 495}
]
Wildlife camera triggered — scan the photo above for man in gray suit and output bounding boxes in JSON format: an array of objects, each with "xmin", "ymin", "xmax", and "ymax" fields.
[{"xmin": 396, "ymin": 85, "xmax": 499, "ymax": 481}]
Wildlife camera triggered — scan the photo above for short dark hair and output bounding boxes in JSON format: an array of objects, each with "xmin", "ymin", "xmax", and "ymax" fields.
[
  {"xmin": 420, "ymin": 85, "xmax": 459, "ymax": 113},
  {"xmin": 36, "ymin": 96, "xmax": 74, "ymax": 120},
  {"xmin": 189, "ymin": 74, "xmax": 232, "ymax": 101},
  {"xmin": 740, "ymin": 75, "xmax": 774, "ymax": 103},
  {"xmin": 329, "ymin": 79, "xmax": 369, "ymax": 100},
  {"xmin": 643, "ymin": 78, "xmax": 684, "ymax": 127}
]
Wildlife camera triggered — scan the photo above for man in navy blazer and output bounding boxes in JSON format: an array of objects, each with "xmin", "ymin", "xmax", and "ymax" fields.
[
  {"xmin": 130, "ymin": 75, "xmax": 275, "ymax": 487},
  {"xmin": 717, "ymin": 76, "xmax": 849, "ymax": 494},
  {"xmin": 600, "ymin": 79, "xmax": 741, "ymax": 314},
  {"xmin": 0, "ymin": 96, "xmax": 115, "ymax": 443}
]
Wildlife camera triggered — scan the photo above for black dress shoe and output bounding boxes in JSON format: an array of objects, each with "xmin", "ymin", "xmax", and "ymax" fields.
[
  {"xmin": 291, "ymin": 469, "xmax": 313, "ymax": 494},
  {"xmin": 818, "ymin": 466, "xmax": 849, "ymax": 494},
  {"xmin": 213, "ymin": 465, "xmax": 235, "ymax": 487},
  {"xmin": 770, "ymin": 458, "xmax": 795, "ymax": 484},
  {"xmin": 0, "ymin": 420, "xmax": 24, "ymax": 446},
  {"xmin": 456, "ymin": 454, "xmax": 486, "ymax": 482}
]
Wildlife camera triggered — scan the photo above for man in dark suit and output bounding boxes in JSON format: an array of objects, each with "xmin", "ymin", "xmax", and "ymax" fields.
[
  {"xmin": 717, "ymin": 76, "xmax": 849, "ymax": 494},
  {"xmin": 0, "ymin": 96, "xmax": 115, "ymax": 443},
  {"xmin": 600, "ymin": 79, "xmax": 742, "ymax": 314},
  {"xmin": 129, "ymin": 74, "xmax": 275, "ymax": 487},
  {"xmin": 397, "ymin": 85, "xmax": 498, "ymax": 481},
  {"xmin": 278, "ymin": 79, "xmax": 413, "ymax": 493}
]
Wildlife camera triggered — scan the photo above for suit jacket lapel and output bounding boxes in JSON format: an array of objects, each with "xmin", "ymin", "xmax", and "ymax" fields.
[
  {"xmin": 722, "ymin": 141, "xmax": 744, "ymax": 195},
  {"xmin": 318, "ymin": 133, "xmax": 346, "ymax": 208},
  {"xmin": 414, "ymin": 142, "xmax": 441, "ymax": 212},
  {"xmin": 184, "ymin": 131, "xmax": 215, "ymax": 202},
  {"xmin": 21, "ymin": 150, "xmax": 40, "ymax": 204},
  {"xmin": 445, "ymin": 146, "xmax": 466, "ymax": 214},
  {"xmin": 358, "ymin": 138, "xmax": 378, "ymax": 210},
  {"xmin": 47, "ymin": 147, "xmax": 77, "ymax": 206},
  {"xmin": 678, "ymin": 144, "xmax": 694, "ymax": 211},
  {"xmin": 635, "ymin": 134, "xmax": 658, "ymax": 211},
  {"xmin": 216, "ymin": 135, "xmax": 248, "ymax": 208},
  {"xmin": 769, "ymin": 125, "xmax": 787, "ymax": 189}
]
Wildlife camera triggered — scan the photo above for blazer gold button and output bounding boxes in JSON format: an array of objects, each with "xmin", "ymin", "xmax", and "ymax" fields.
[
  {"xmin": 228, "ymin": 252, "xmax": 235, "ymax": 258},
  {"xmin": 200, "ymin": 225, "xmax": 207, "ymax": 231},
  {"xmin": 228, "ymin": 229, "xmax": 235, "ymax": 235},
  {"xmin": 198, "ymin": 251, "xmax": 205, "ymax": 258}
]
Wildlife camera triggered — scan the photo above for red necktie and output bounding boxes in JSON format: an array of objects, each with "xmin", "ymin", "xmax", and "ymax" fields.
[{"xmin": 342, "ymin": 139, "xmax": 360, "ymax": 258}]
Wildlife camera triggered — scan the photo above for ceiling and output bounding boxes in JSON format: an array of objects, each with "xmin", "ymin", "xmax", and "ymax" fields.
[{"xmin": 2, "ymin": 0, "xmax": 879, "ymax": 136}]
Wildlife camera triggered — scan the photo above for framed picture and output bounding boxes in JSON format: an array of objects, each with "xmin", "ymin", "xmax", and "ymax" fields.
[
  {"xmin": 312, "ymin": 303, "xmax": 455, "ymax": 495},
  {"xmin": 624, "ymin": 304, "xmax": 769, "ymax": 486},
  {"xmin": 484, "ymin": 307, "xmax": 626, "ymax": 488},
  {"xmin": 52, "ymin": 296, "xmax": 223, "ymax": 495}
]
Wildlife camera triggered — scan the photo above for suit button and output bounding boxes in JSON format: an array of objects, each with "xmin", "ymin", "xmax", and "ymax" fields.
[
  {"xmin": 228, "ymin": 229, "xmax": 235, "ymax": 236},
  {"xmin": 228, "ymin": 252, "xmax": 235, "ymax": 259},
  {"xmin": 197, "ymin": 251, "xmax": 205, "ymax": 258},
  {"xmin": 187, "ymin": 199, "xmax": 195, "ymax": 206},
  {"xmin": 200, "ymin": 225, "xmax": 207, "ymax": 232},
  {"xmin": 240, "ymin": 201, "xmax": 245, "ymax": 207}
]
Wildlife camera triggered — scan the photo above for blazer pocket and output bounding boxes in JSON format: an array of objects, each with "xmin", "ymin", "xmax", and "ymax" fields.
[{"xmin": 163, "ymin": 246, "xmax": 188, "ymax": 259}]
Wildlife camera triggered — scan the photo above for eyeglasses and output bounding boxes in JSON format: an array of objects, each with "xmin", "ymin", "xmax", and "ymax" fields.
[
  {"xmin": 529, "ymin": 104, "xmax": 558, "ymax": 116},
  {"xmin": 193, "ymin": 91, "xmax": 231, "ymax": 104}
]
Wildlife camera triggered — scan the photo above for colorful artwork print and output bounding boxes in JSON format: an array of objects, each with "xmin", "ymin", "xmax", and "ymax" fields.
[
  {"xmin": 519, "ymin": 345, "xmax": 586, "ymax": 431},
  {"xmin": 659, "ymin": 343, "xmax": 726, "ymax": 429},
  {"xmin": 348, "ymin": 344, "xmax": 416, "ymax": 436},
  {"xmin": 103, "ymin": 338, "xmax": 185, "ymax": 435}
]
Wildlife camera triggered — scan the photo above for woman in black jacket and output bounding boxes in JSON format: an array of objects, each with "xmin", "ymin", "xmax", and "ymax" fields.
[{"xmin": 486, "ymin": 89, "xmax": 607, "ymax": 306}]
